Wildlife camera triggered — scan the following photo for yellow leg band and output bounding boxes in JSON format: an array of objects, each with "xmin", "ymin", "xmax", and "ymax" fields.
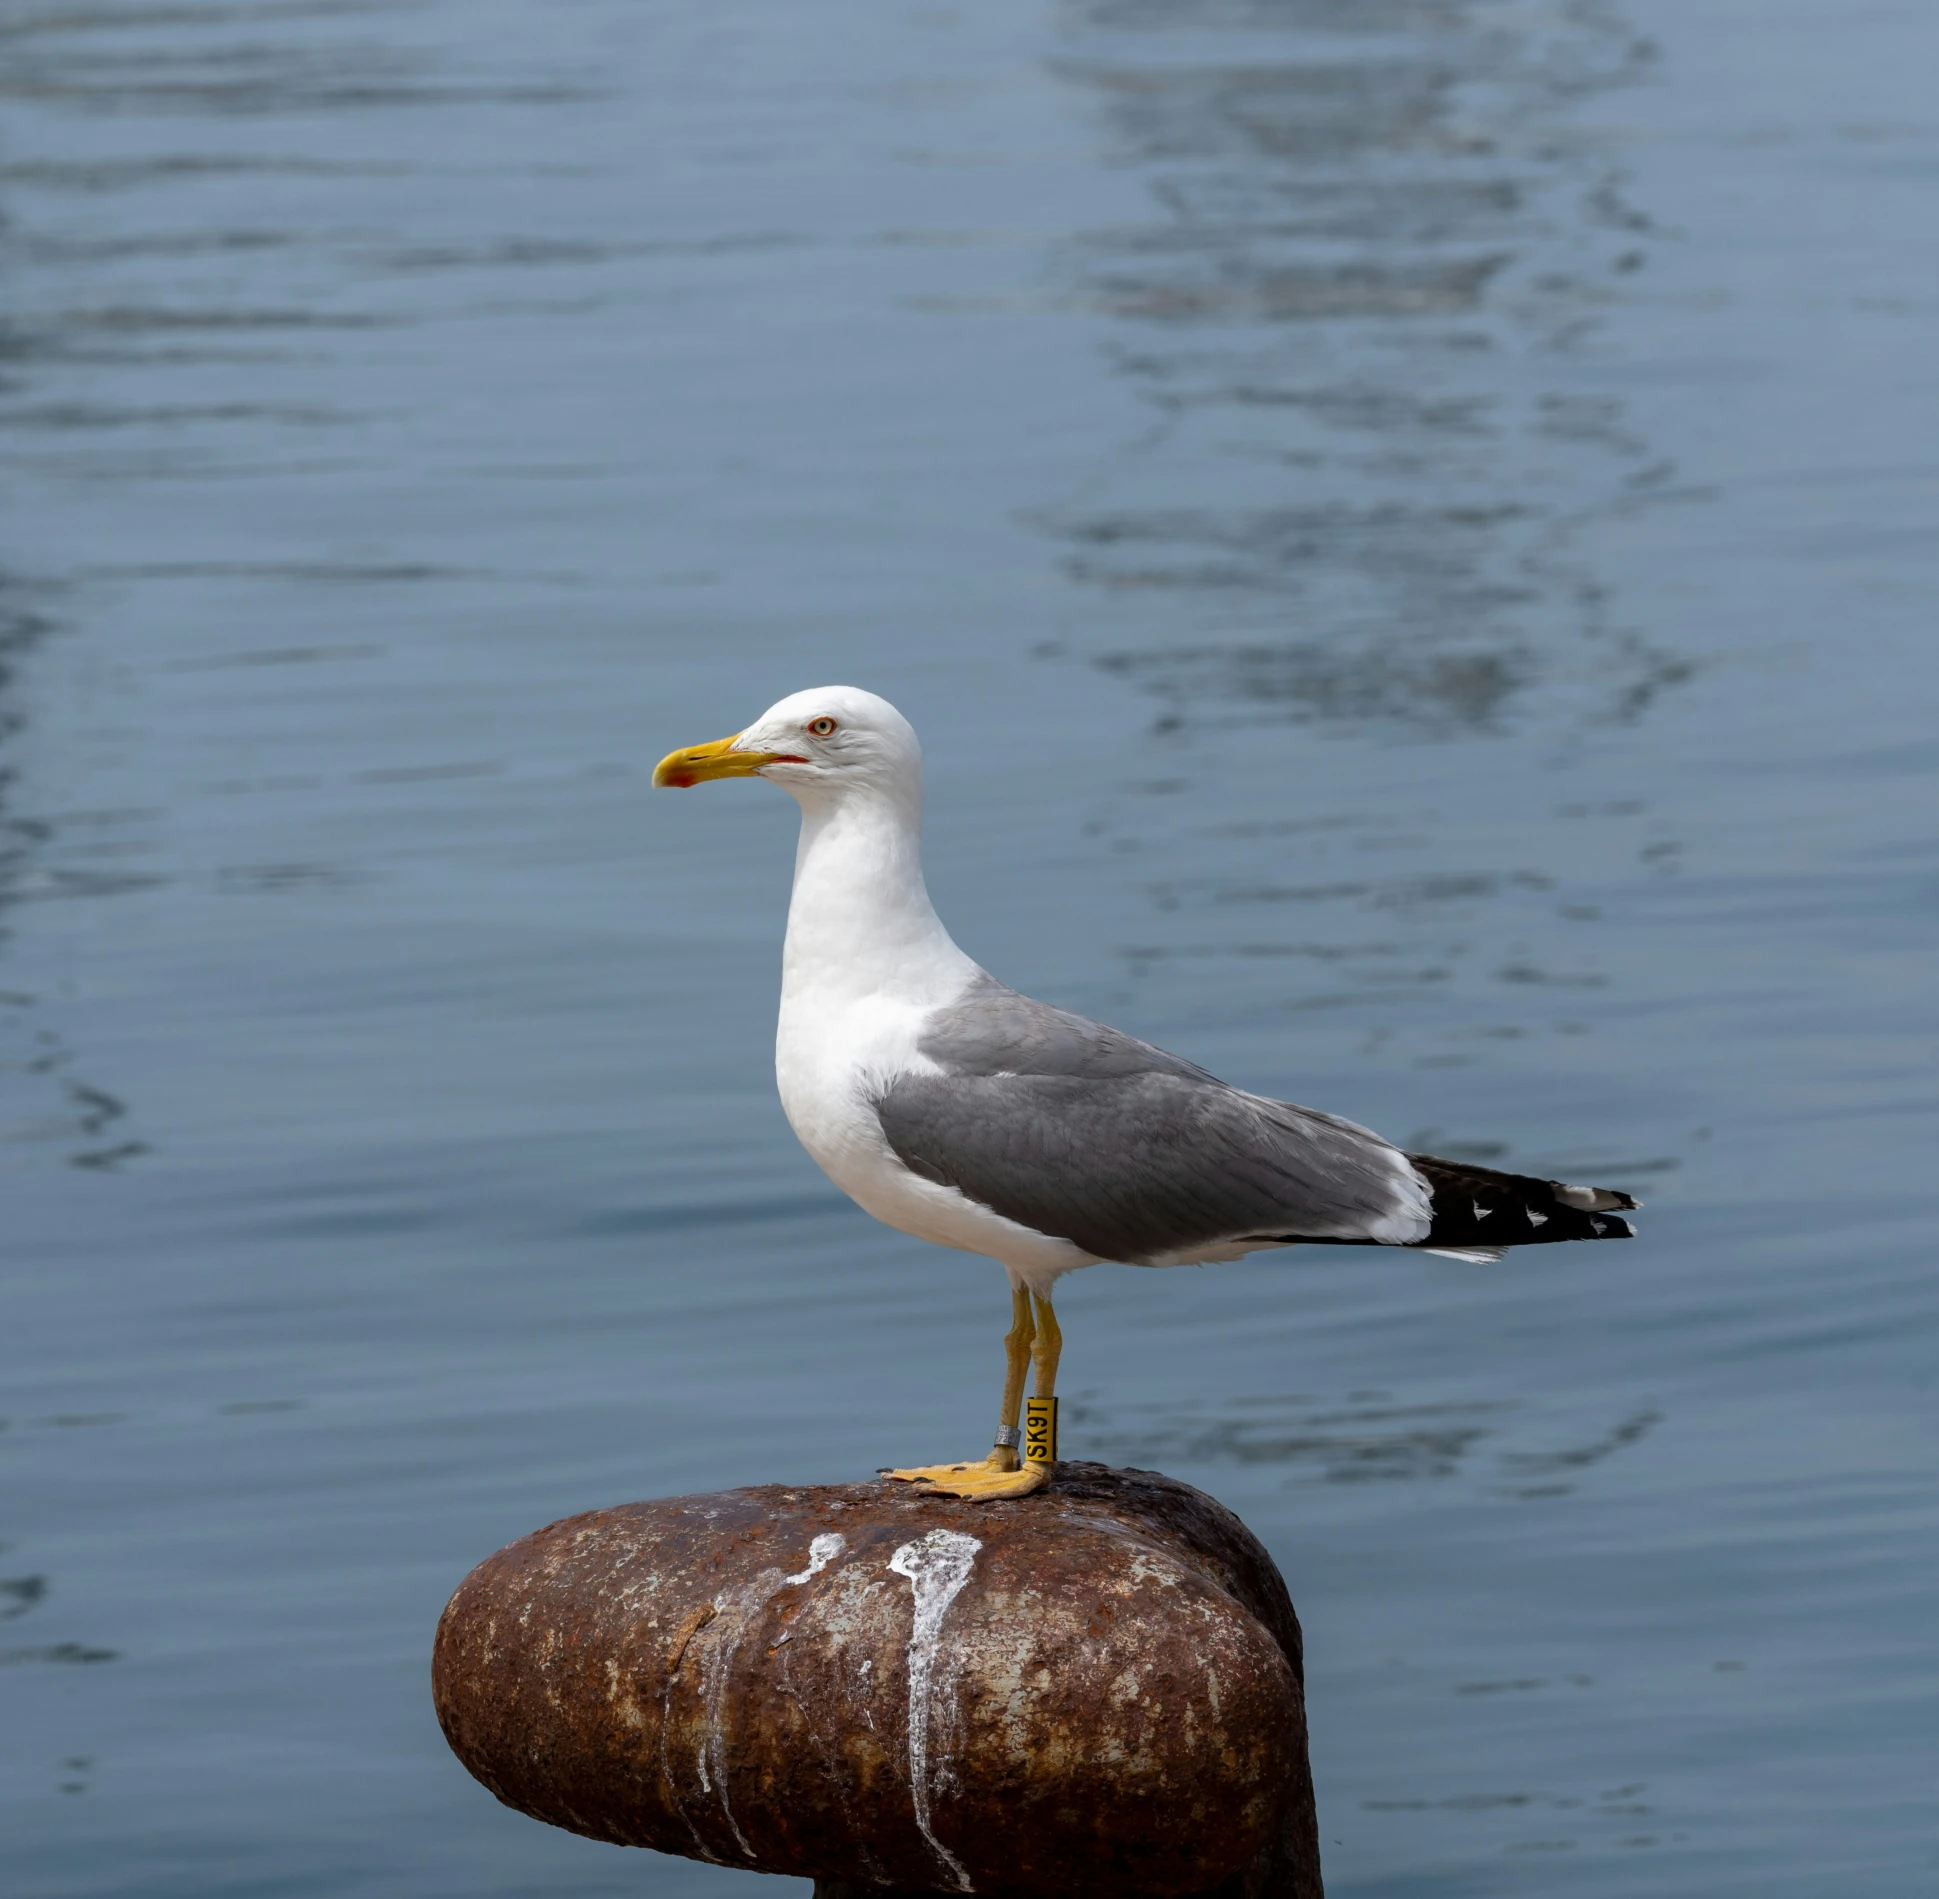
[
  {"xmin": 1024, "ymin": 1292, "xmax": 1062, "ymax": 1466},
  {"xmin": 1023, "ymin": 1395, "xmax": 1058, "ymax": 1464}
]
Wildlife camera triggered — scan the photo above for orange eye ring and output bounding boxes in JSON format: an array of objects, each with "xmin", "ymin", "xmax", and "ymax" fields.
[{"xmin": 807, "ymin": 716, "xmax": 838, "ymax": 738}]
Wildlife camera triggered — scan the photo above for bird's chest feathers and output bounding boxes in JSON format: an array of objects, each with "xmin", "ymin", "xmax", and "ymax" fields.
[
  {"xmin": 771, "ymin": 799, "xmax": 1066, "ymax": 1259},
  {"xmin": 774, "ymin": 993, "xmax": 1082, "ymax": 1270},
  {"xmin": 773, "ymin": 814, "xmax": 972, "ymax": 1201},
  {"xmin": 775, "ymin": 991, "xmax": 932, "ymax": 1195}
]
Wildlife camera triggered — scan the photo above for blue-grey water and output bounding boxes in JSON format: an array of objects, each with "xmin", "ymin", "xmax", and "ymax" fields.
[{"xmin": 2, "ymin": 2, "xmax": 1934, "ymax": 1895}]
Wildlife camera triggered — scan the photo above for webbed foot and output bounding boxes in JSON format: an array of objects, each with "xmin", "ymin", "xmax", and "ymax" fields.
[{"xmin": 883, "ymin": 1454, "xmax": 1050, "ymax": 1501}]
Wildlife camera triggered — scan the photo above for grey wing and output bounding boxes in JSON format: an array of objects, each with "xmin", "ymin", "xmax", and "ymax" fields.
[{"xmin": 874, "ymin": 977, "xmax": 1431, "ymax": 1264}]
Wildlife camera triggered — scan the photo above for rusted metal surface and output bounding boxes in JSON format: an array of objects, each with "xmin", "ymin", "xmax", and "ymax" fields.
[{"xmin": 433, "ymin": 1461, "xmax": 1322, "ymax": 1898}]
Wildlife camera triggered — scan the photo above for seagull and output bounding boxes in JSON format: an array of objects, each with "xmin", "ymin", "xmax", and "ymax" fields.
[{"xmin": 655, "ymin": 687, "xmax": 1638, "ymax": 1500}]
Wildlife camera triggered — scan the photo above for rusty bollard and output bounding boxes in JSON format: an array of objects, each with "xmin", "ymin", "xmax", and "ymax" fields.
[{"xmin": 433, "ymin": 1461, "xmax": 1323, "ymax": 1899}]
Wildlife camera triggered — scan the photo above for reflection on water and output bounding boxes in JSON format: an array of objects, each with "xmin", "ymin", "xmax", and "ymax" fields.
[
  {"xmin": 0, "ymin": 1641, "xmax": 119, "ymax": 1668},
  {"xmin": 0, "ymin": 569, "xmax": 149, "ymax": 1172},
  {"xmin": 1072, "ymin": 1389, "xmax": 1657, "ymax": 1491},
  {"xmin": 1050, "ymin": 0, "xmax": 1689, "ymax": 735},
  {"xmin": 1078, "ymin": 1391, "xmax": 1506, "ymax": 1481},
  {"xmin": 3, "ymin": 1, "xmax": 1937, "ymax": 1896},
  {"xmin": 0, "ymin": 1518, "xmax": 116, "ymax": 1675},
  {"xmin": 2, "ymin": 1572, "xmax": 49, "ymax": 1619}
]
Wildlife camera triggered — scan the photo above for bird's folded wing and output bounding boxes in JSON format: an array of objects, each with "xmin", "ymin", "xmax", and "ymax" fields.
[{"xmin": 872, "ymin": 977, "xmax": 1430, "ymax": 1263}]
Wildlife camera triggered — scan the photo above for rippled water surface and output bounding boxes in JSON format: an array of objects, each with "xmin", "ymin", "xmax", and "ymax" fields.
[{"xmin": 3, "ymin": 2, "xmax": 1936, "ymax": 1894}]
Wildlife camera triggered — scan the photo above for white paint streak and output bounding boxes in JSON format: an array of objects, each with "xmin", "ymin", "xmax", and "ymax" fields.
[
  {"xmin": 888, "ymin": 1529, "xmax": 981, "ymax": 1894},
  {"xmin": 695, "ymin": 1600, "xmax": 760, "ymax": 1861},
  {"xmin": 785, "ymin": 1532, "xmax": 846, "ymax": 1585}
]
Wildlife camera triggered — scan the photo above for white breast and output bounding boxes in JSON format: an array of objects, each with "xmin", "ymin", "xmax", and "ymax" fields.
[
  {"xmin": 775, "ymin": 986, "xmax": 1096, "ymax": 1280},
  {"xmin": 764, "ymin": 751, "xmax": 1095, "ymax": 1284}
]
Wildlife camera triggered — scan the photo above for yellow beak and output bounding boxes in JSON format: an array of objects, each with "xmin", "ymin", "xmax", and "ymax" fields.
[{"xmin": 652, "ymin": 732, "xmax": 797, "ymax": 788}]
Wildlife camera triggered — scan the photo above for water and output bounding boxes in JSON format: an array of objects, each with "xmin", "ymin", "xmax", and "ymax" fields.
[{"xmin": 2, "ymin": 1, "xmax": 1934, "ymax": 1893}]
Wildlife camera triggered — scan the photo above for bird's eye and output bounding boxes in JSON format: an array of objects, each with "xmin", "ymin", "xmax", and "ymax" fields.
[{"xmin": 807, "ymin": 717, "xmax": 838, "ymax": 738}]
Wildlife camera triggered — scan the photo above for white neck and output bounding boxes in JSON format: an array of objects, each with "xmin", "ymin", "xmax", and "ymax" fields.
[{"xmin": 780, "ymin": 782, "xmax": 977, "ymax": 1009}]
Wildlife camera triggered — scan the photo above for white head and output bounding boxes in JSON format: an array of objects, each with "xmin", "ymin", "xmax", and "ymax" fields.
[{"xmin": 653, "ymin": 685, "xmax": 923, "ymax": 813}]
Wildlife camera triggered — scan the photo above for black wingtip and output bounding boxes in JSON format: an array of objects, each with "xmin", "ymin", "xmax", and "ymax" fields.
[
  {"xmin": 1406, "ymin": 1152, "xmax": 1643, "ymax": 1250},
  {"xmin": 1550, "ymin": 1180, "xmax": 1641, "ymax": 1213}
]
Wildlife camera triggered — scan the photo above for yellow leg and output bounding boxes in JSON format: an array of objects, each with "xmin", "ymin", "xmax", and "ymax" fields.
[
  {"xmin": 994, "ymin": 1286, "xmax": 1034, "ymax": 1469},
  {"xmin": 886, "ymin": 1284, "xmax": 1052, "ymax": 1500},
  {"xmin": 1031, "ymin": 1291, "xmax": 1061, "ymax": 1400}
]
